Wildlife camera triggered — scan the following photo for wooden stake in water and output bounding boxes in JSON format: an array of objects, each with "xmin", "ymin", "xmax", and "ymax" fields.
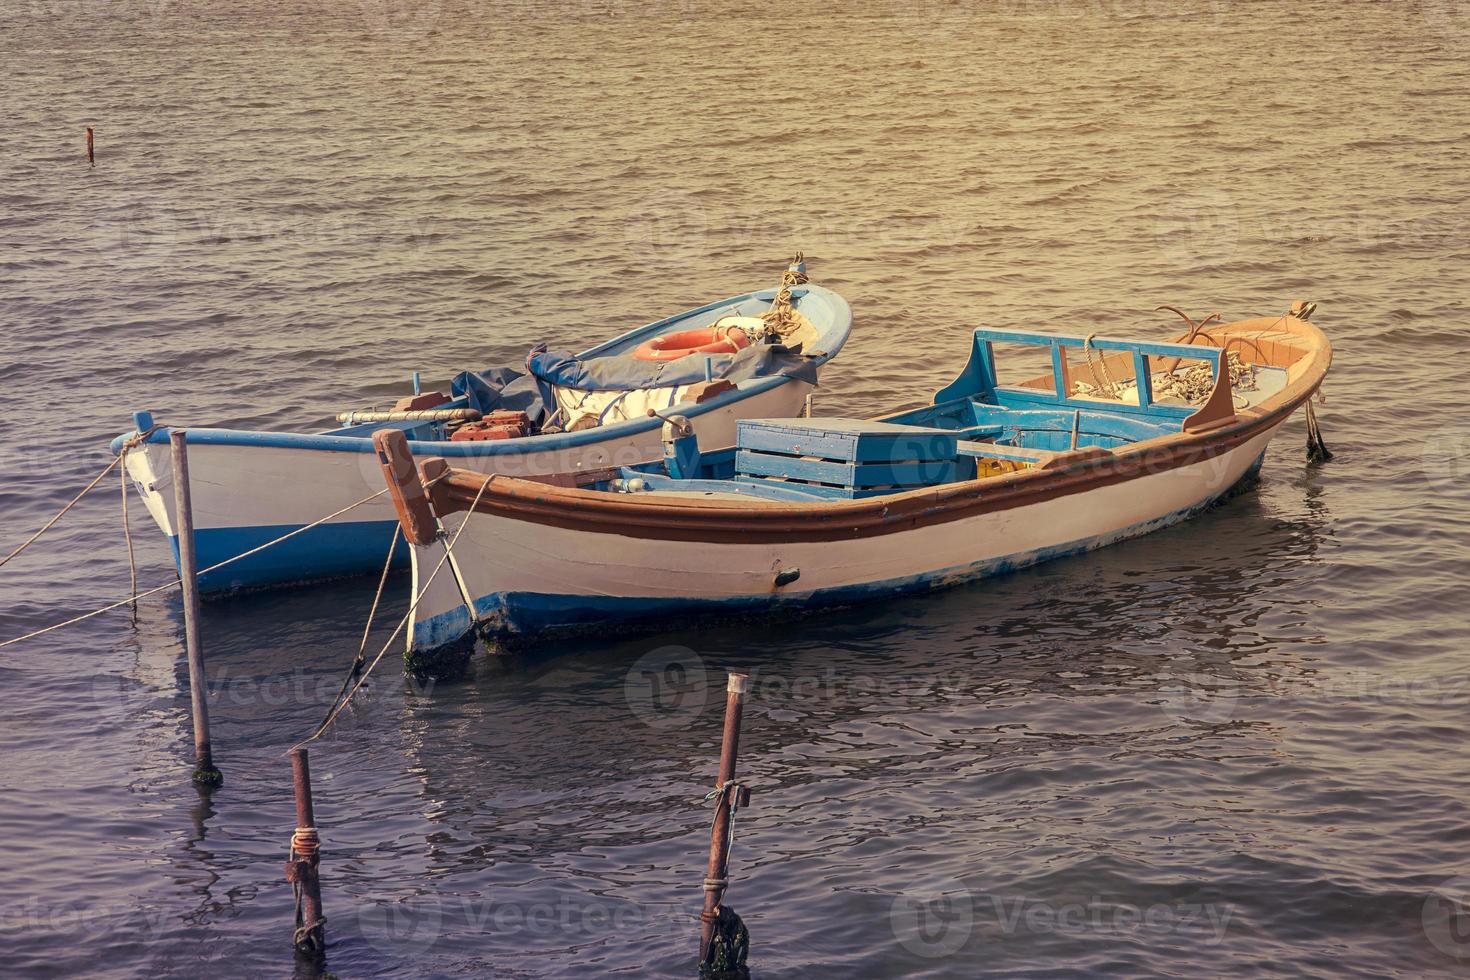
[
  {"xmin": 286, "ymin": 747, "xmax": 326, "ymax": 957},
  {"xmin": 170, "ymin": 430, "xmax": 221, "ymax": 787},
  {"xmin": 700, "ymin": 672, "xmax": 752, "ymax": 974},
  {"xmin": 86, "ymin": 127, "xmax": 94, "ymax": 167}
]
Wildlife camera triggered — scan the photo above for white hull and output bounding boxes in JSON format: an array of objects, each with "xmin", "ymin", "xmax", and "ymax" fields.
[
  {"xmin": 124, "ymin": 378, "xmax": 813, "ymax": 591},
  {"xmin": 406, "ymin": 421, "xmax": 1280, "ymax": 651}
]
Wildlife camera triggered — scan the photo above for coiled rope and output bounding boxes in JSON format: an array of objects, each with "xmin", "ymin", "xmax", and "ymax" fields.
[{"xmin": 759, "ymin": 251, "xmax": 808, "ymax": 343}]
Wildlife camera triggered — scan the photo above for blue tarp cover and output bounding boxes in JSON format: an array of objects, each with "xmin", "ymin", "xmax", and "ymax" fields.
[{"xmin": 451, "ymin": 342, "xmax": 818, "ymax": 427}]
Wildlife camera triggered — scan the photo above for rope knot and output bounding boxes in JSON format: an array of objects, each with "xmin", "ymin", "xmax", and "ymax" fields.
[
  {"xmin": 291, "ymin": 826, "xmax": 320, "ymax": 858},
  {"xmin": 119, "ymin": 424, "xmax": 159, "ymax": 454}
]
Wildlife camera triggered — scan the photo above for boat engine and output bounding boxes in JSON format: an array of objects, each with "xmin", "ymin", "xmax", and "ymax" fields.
[{"xmin": 449, "ymin": 410, "xmax": 533, "ymax": 442}]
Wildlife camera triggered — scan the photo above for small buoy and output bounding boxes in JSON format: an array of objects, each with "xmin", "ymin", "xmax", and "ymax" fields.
[{"xmin": 86, "ymin": 127, "xmax": 94, "ymax": 167}]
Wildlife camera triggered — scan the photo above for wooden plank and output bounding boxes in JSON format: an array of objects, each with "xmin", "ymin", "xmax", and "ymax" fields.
[
  {"xmin": 737, "ymin": 418, "xmax": 959, "ymax": 463},
  {"xmin": 731, "ymin": 476, "xmax": 939, "ymax": 500},
  {"xmin": 520, "ymin": 465, "xmax": 624, "ymax": 488},
  {"xmin": 971, "ymin": 327, "xmax": 1226, "ymax": 362},
  {"xmin": 736, "ymin": 451, "xmax": 959, "ymax": 487},
  {"xmin": 1132, "ymin": 350, "xmax": 1154, "ymax": 409},
  {"xmin": 956, "ymin": 441, "xmax": 1058, "ymax": 464},
  {"xmin": 996, "ymin": 386, "xmax": 1194, "ymax": 420}
]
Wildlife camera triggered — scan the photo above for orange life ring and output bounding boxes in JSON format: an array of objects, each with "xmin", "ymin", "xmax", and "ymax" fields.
[{"xmin": 633, "ymin": 321, "xmax": 754, "ymax": 362}]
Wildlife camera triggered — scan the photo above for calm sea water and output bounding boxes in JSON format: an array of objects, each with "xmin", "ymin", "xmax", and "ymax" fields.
[{"xmin": 3, "ymin": 1, "xmax": 1469, "ymax": 976}]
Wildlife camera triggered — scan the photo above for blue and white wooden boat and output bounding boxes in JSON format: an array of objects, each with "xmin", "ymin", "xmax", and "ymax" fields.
[
  {"xmin": 378, "ymin": 303, "xmax": 1330, "ymax": 658},
  {"xmin": 110, "ymin": 265, "xmax": 852, "ymax": 592}
]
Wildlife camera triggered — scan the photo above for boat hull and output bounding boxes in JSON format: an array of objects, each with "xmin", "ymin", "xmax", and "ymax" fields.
[
  {"xmin": 123, "ymin": 376, "xmax": 814, "ymax": 592},
  {"xmin": 408, "ymin": 421, "xmax": 1280, "ymax": 651}
]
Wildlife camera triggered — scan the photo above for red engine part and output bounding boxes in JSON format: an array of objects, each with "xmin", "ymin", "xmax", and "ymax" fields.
[
  {"xmin": 450, "ymin": 410, "xmax": 533, "ymax": 442},
  {"xmin": 393, "ymin": 391, "xmax": 451, "ymax": 412},
  {"xmin": 482, "ymin": 410, "xmax": 531, "ymax": 433},
  {"xmin": 451, "ymin": 424, "xmax": 521, "ymax": 442}
]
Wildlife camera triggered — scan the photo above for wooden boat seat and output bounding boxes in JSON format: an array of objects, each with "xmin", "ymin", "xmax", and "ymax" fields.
[
  {"xmin": 956, "ymin": 441, "xmax": 1113, "ymax": 471},
  {"xmin": 956, "ymin": 441, "xmax": 1056, "ymax": 464}
]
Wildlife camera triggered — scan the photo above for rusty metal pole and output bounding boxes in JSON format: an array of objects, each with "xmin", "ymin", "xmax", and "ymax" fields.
[
  {"xmin": 170, "ymin": 430, "xmax": 222, "ymax": 787},
  {"xmin": 286, "ymin": 747, "xmax": 326, "ymax": 956},
  {"xmin": 699, "ymin": 672, "xmax": 750, "ymax": 965}
]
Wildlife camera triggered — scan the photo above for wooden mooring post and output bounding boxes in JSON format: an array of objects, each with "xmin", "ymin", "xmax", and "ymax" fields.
[
  {"xmin": 169, "ymin": 430, "xmax": 222, "ymax": 787},
  {"xmin": 286, "ymin": 747, "xmax": 327, "ymax": 956},
  {"xmin": 699, "ymin": 672, "xmax": 752, "ymax": 976}
]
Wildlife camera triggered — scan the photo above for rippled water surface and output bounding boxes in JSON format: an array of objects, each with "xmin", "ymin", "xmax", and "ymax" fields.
[{"xmin": 3, "ymin": 1, "xmax": 1470, "ymax": 976}]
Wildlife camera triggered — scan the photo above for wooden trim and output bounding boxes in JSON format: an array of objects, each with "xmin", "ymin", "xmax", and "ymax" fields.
[
  {"xmin": 373, "ymin": 430, "xmax": 438, "ymax": 546},
  {"xmin": 1182, "ymin": 351, "xmax": 1237, "ymax": 433}
]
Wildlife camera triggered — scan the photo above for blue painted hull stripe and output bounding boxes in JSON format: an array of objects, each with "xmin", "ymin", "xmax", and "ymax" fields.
[
  {"xmin": 173, "ymin": 519, "xmax": 404, "ymax": 593},
  {"xmin": 112, "ymin": 375, "xmax": 798, "ymax": 457}
]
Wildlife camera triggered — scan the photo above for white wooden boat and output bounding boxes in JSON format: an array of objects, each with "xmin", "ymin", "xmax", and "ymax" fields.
[
  {"xmin": 108, "ymin": 261, "xmax": 851, "ymax": 592},
  {"xmin": 377, "ymin": 303, "xmax": 1330, "ymax": 662}
]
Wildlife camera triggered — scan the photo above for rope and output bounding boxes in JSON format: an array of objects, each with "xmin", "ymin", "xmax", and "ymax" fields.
[
  {"xmin": 293, "ymin": 914, "xmax": 326, "ymax": 951},
  {"xmin": 1151, "ymin": 350, "xmax": 1257, "ymax": 406},
  {"xmin": 293, "ymin": 475, "xmax": 494, "ymax": 748},
  {"xmin": 1080, "ymin": 333, "xmax": 1121, "ymax": 399},
  {"xmin": 288, "ymin": 826, "xmax": 325, "ymax": 950},
  {"xmin": 290, "ymin": 826, "xmax": 320, "ymax": 857},
  {"xmin": 0, "ymin": 427, "xmax": 158, "ymax": 571},
  {"xmin": 120, "ymin": 451, "xmax": 139, "ymax": 622},
  {"xmin": 698, "ymin": 779, "xmax": 751, "ymax": 973},
  {"xmin": 312, "ymin": 525, "xmax": 400, "ymax": 737},
  {"xmin": 699, "ymin": 778, "xmax": 751, "ymax": 975},
  {"xmin": 4, "ymin": 458, "xmax": 118, "ymax": 567},
  {"xmin": 1306, "ymin": 400, "xmax": 1333, "ymax": 464},
  {"xmin": 700, "ymin": 780, "xmax": 746, "ymax": 907},
  {"xmin": 711, "ymin": 317, "xmax": 752, "ymax": 350},
  {"xmin": 1073, "ymin": 339, "xmax": 1258, "ymax": 408},
  {"xmin": 0, "ymin": 484, "xmax": 391, "ymax": 651},
  {"xmin": 356, "ymin": 526, "xmax": 400, "ymax": 667},
  {"xmin": 759, "ymin": 252, "xmax": 808, "ymax": 343}
]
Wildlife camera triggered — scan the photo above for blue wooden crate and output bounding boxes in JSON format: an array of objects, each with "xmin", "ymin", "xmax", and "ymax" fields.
[
  {"xmin": 737, "ymin": 418, "xmax": 960, "ymax": 462},
  {"xmin": 736, "ymin": 450, "xmax": 960, "ymax": 488},
  {"xmin": 734, "ymin": 418, "xmax": 965, "ymax": 498}
]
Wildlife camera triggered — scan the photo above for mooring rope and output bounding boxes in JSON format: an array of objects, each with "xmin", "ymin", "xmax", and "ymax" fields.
[
  {"xmin": 0, "ymin": 427, "xmax": 157, "ymax": 571},
  {"xmin": 287, "ymin": 826, "xmax": 325, "ymax": 948},
  {"xmin": 702, "ymin": 781, "xmax": 746, "ymax": 902},
  {"xmin": 1305, "ymin": 399, "xmax": 1333, "ymax": 463},
  {"xmin": 356, "ymin": 525, "xmax": 401, "ymax": 668},
  {"xmin": 120, "ymin": 455, "xmax": 139, "ymax": 621},
  {"xmin": 699, "ymin": 779, "xmax": 751, "ymax": 974},
  {"xmin": 310, "ymin": 525, "xmax": 402, "ymax": 737},
  {"xmin": 0, "ymin": 484, "xmax": 392, "ymax": 651},
  {"xmin": 294, "ymin": 475, "xmax": 494, "ymax": 748}
]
